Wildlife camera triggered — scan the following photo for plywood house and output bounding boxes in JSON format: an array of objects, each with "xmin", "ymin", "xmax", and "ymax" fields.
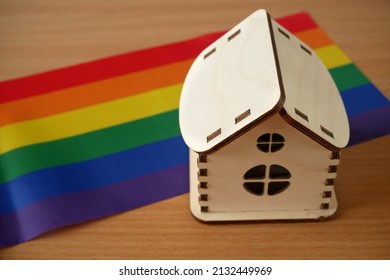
[{"xmin": 179, "ymin": 10, "xmax": 349, "ymax": 221}]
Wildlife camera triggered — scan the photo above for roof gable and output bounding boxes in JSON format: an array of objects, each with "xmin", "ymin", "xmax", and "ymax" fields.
[
  {"xmin": 179, "ymin": 10, "xmax": 283, "ymax": 153},
  {"xmin": 179, "ymin": 10, "xmax": 349, "ymax": 153}
]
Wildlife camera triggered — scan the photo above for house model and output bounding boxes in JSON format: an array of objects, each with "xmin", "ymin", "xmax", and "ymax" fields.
[{"xmin": 179, "ymin": 10, "xmax": 350, "ymax": 221}]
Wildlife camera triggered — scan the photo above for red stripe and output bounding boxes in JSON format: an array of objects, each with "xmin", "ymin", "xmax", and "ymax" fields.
[
  {"xmin": 0, "ymin": 12, "xmax": 318, "ymax": 104},
  {"xmin": 0, "ymin": 32, "xmax": 225, "ymax": 104},
  {"xmin": 275, "ymin": 11, "xmax": 318, "ymax": 33}
]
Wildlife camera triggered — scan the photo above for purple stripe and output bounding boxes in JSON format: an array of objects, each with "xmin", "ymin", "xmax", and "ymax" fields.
[
  {"xmin": 348, "ymin": 104, "xmax": 390, "ymax": 146},
  {"xmin": 341, "ymin": 83, "xmax": 389, "ymax": 117},
  {"xmin": 0, "ymin": 164, "xmax": 188, "ymax": 247}
]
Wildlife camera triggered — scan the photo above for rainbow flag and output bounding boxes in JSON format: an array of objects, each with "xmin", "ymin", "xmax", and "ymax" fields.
[{"xmin": 0, "ymin": 12, "xmax": 389, "ymax": 247}]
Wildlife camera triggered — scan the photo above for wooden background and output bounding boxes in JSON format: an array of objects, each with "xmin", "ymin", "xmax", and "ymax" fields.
[{"xmin": 0, "ymin": 0, "xmax": 389, "ymax": 259}]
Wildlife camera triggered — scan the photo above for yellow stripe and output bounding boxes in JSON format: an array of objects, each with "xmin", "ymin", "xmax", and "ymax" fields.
[
  {"xmin": 315, "ymin": 45, "xmax": 351, "ymax": 69},
  {"xmin": 0, "ymin": 84, "xmax": 182, "ymax": 154}
]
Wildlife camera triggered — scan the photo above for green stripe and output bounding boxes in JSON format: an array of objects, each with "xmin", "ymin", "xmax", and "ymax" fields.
[
  {"xmin": 329, "ymin": 63, "xmax": 370, "ymax": 91},
  {"xmin": 0, "ymin": 110, "xmax": 180, "ymax": 184}
]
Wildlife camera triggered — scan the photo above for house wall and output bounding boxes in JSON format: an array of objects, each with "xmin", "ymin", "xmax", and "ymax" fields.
[{"xmin": 196, "ymin": 113, "xmax": 339, "ymax": 217}]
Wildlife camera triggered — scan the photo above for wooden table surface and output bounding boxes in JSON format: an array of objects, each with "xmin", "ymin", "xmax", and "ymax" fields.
[{"xmin": 0, "ymin": 0, "xmax": 389, "ymax": 260}]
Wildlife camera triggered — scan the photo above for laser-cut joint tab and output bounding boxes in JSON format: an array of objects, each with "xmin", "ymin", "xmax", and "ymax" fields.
[
  {"xmin": 325, "ymin": 178, "xmax": 335, "ymax": 186},
  {"xmin": 203, "ymin": 47, "xmax": 216, "ymax": 60},
  {"xmin": 200, "ymin": 206, "xmax": 209, "ymax": 212},
  {"xmin": 199, "ymin": 194, "xmax": 208, "ymax": 201},
  {"xmin": 300, "ymin": 44, "xmax": 312, "ymax": 55},
  {"xmin": 278, "ymin": 28, "xmax": 290, "ymax": 39},
  {"xmin": 235, "ymin": 109, "xmax": 251, "ymax": 124},
  {"xmin": 331, "ymin": 151, "xmax": 340, "ymax": 159},
  {"xmin": 198, "ymin": 154, "xmax": 207, "ymax": 163},
  {"xmin": 198, "ymin": 182, "xmax": 208, "ymax": 189},
  {"xmin": 228, "ymin": 29, "xmax": 241, "ymax": 41},
  {"xmin": 320, "ymin": 203, "xmax": 330, "ymax": 209},
  {"xmin": 321, "ymin": 125, "xmax": 334, "ymax": 139},
  {"xmin": 294, "ymin": 107, "xmax": 309, "ymax": 122},
  {"xmin": 328, "ymin": 165, "xmax": 337, "ymax": 173},
  {"xmin": 323, "ymin": 191, "xmax": 332, "ymax": 198},
  {"xmin": 207, "ymin": 128, "xmax": 221, "ymax": 142},
  {"xmin": 198, "ymin": 168, "xmax": 208, "ymax": 177}
]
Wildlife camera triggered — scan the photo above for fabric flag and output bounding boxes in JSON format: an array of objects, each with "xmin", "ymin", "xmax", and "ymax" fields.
[{"xmin": 0, "ymin": 12, "xmax": 389, "ymax": 247}]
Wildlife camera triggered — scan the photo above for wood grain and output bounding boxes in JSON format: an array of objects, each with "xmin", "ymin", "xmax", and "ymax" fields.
[{"xmin": 0, "ymin": 0, "xmax": 389, "ymax": 259}]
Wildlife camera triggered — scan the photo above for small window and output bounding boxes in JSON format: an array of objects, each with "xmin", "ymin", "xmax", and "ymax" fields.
[{"xmin": 257, "ymin": 133, "xmax": 285, "ymax": 152}]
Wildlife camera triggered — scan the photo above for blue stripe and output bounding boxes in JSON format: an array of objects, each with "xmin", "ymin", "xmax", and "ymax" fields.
[
  {"xmin": 341, "ymin": 83, "xmax": 389, "ymax": 117},
  {"xmin": 0, "ymin": 136, "xmax": 188, "ymax": 215},
  {"xmin": 0, "ymin": 164, "xmax": 189, "ymax": 247}
]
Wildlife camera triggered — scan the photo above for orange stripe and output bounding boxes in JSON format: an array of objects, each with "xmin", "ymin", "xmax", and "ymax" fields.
[
  {"xmin": 295, "ymin": 27, "xmax": 333, "ymax": 49},
  {"xmin": 0, "ymin": 60, "xmax": 192, "ymax": 127}
]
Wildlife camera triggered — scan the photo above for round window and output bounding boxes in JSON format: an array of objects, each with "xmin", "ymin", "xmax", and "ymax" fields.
[
  {"xmin": 243, "ymin": 164, "xmax": 291, "ymax": 196},
  {"xmin": 257, "ymin": 133, "xmax": 285, "ymax": 153}
]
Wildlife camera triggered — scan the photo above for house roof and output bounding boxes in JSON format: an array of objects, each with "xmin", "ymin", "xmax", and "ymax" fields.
[{"xmin": 179, "ymin": 9, "xmax": 349, "ymax": 153}]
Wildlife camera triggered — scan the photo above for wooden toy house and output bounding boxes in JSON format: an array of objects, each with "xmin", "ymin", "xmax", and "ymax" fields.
[{"xmin": 179, "ymin": 10, "xmax": 349, "ymax": 221}]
